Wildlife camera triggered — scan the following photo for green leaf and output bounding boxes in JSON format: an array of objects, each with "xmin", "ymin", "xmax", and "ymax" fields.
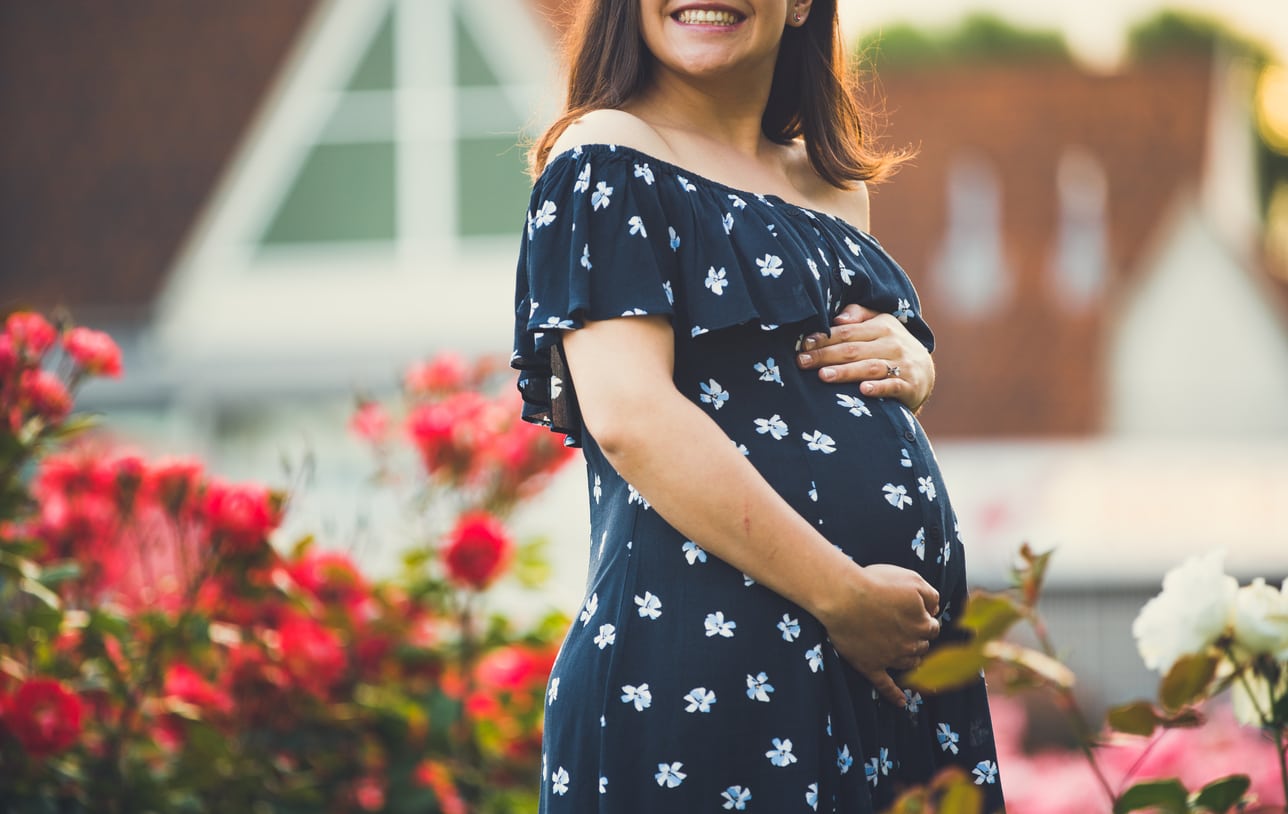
[
  {"xmin": 19, "ymin": 576, "xmax": 61, "ymax": 610},
  {"xmin": 1159, "ymin": 652, "xmax": 1219, "ymax": 712},
  {"xmin": 939, "ymin": 778, "xmax": 984, "ymax": 814},
  {"xmin": 290, "ymin": 534, "xmax": 316, "ymax": 559},
  {"xmin": 984, "ymin": 640, "xmax": 1075, "ymax": 689},
  {"xmin": 958, "ymin": 592, "xmax": 1025, "ymax": 642},
  {"xmin": 37, "ymin": 561, "xmax": 82, "ymax": 587},
  {"xmin": 1012, "ymin": 543, "xmax": 1055, "ymax": 606},
  {"xmin": 1191, "ymin": 774, "xmax": 1251, "ymax": 812},
  {"xmin": 1107, "ymin": 700, "xmax": 1161, "ymax": 736},
  {"xmin": 1113, "ymin": 779, "xmax": 1189, "ymax": 813},
  {"xmin": 514, "ymin": 536, "xmax": 552, "ymax": 589},
  {"xmin": 906, "ymin": 644, "xmax": 989, "ymax": 692},
  {"xmin": 47, "ymin": 413, "xmax": 101, "ymax": 440}
]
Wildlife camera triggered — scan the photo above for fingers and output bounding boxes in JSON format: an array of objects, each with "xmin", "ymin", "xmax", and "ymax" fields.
[
  {"xmin": 832, "ymin": 303, "xmax": 880, "ymax": 325},
  {"xmin": 865, "ymin": 668, "xmax": 908, "ymax": 707},
  {"xmin": 918, "ymin": 583, "xmax": 940, "ymax": 616}
]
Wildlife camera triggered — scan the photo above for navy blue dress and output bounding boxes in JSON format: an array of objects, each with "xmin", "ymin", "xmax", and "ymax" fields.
[{"xmin": 512, "ymin": 144, "xmax": 1004, "ymax": 812}]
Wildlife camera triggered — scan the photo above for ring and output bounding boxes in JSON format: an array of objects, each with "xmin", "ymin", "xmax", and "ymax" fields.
[{"xmin": 885, "ymin": 363, "xmax": 901, "ymax": 379}]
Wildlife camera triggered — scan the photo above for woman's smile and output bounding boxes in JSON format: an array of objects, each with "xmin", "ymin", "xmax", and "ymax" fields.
[{"xmin": 671, "ymin": 5, "xmax": 746, "ymax": 29}]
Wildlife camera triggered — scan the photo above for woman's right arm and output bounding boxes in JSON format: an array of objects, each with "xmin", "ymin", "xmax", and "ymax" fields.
[{"xmin": 561, "ymin": 313, "xmax": 941, "ymax": 706}]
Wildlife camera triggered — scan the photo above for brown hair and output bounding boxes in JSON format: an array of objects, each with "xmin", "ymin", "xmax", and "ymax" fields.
[{"xmin": 529, "ymin": 0, "xmax": 907, "ymax": 188}]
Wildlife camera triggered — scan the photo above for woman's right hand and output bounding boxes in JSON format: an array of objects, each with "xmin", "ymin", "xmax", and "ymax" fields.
[{"xmin": 818, "ymin": 564, "xmax": 941, "ymax": 706}]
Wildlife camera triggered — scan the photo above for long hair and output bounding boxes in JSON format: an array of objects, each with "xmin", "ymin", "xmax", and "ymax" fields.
[{"xmin": 529, "ymin": 0, "xmax": 907, "ymax": 187}]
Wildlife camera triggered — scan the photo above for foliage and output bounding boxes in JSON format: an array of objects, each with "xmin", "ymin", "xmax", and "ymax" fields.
[
  {"xmin": 1125, "ymin": 10, "xmax": 1273, "ymax": 65},
  {"xmin": 0, "ymin": 312, "xmax": 576, "ymax": 812},
  {"xmin": 887, "ymin": 545, "xmax": 1288, "ymax": 813},
  {"xmin": 856, "ymin": 13, "xmax": 1071, "ymax": 71}
]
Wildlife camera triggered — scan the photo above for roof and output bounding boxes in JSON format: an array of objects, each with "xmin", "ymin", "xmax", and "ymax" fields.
[{"xmin": 0, "ymin": 0, "xmax": 317, "ymax": 317}]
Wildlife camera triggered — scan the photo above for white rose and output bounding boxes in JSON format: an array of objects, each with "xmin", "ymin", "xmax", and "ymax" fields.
[
  {"xmin": 1231, "ymin": 670, "xmax": 1274, "ymax": 727},
  {"xmin": 1132, "ymin": 550, "xmax": 1237, "ymax": 674},
  {"xmin": 1231, "ymin": 577, "xmax": 1288, "ymax": 656}
]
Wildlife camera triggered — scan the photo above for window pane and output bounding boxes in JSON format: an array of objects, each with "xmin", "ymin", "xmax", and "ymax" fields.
[
  {"xmin": 456, "ymin": 136, "xmax": 529, "ymax": 236},
  {"xmin": 455, "ymin": 9, "xmax": 501, "ymax": 88},
  {"xmin": 262, "ymin": 142, "xmax": 396, "ymax": 244},
  {"xmin": 347, "ymin": 8, "xmax": 395, "ymax": 91}
]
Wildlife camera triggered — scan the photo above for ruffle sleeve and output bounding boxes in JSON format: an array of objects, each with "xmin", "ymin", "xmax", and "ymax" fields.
[{"xmin": 511, "ymin": 146, "xmax": 679, "ymax": 447}]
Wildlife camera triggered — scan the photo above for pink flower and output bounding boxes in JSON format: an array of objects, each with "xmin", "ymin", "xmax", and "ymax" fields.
[
  {"xmin": 0, "ymin": 335, "xmax": 17, "ymax": 378},
  {"xmin": 404, "ymin": 352, "xmax": 468, "ymax": 395},
  {"xmin": 354, "ymin": 775, "xmax": 385, "ymax": 811},
  {"xmin": 148, "ymin": 458, "xmax": 205, "ymax": 518},
  {"xmin": 475, "ymin": 645, "xmax": 550, "ymax": 692},
  {"xmin": 1, "ymin": 678, "xmax": 85, "ymax": 758},
  {"xmin": 164, "ymin": 662, "xmax": 233, "ymax": 716},
  {"xmin": 19, "ymin": 369, "xmax": 71, "ymax": 423},
  {"xmin": 277, "ymin": 612, "xmax": 347, "ymax": 699},
  {"xmin": 5, "ymin": 312, "xmax": 57, "ymax": 359},
  {"xmin": 62, "ymin": 326, "xmax": 123, "ymax": 378},
  {"xmin": 203, "ymin": 480, "xmax": 281, "ymax": 553},
  {"xmin": 442, "ymin": 511, "xmax": 513, "ymax": 589},
  {"xmin": 348, "ymin": 401, "xmax": 389, "ymax": 443}
]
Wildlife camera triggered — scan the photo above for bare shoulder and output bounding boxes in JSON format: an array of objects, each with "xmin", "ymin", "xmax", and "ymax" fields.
[
  {"xmin": 548, "ymin": 109, "xmax": 676, "ymax": 163},
  {"xmin": 784, "ymin": 140, "xmax": 871, "ymax": 233}
]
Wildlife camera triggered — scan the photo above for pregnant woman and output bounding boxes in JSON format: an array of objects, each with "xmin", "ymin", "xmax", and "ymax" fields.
[{"xmin": 511, "ymin": 0, "xmax": 1004, "ymax": 810}]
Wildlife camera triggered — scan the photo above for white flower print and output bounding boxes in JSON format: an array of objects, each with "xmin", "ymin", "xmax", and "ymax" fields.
[
  {"xmin": 683, "ymin": 687, "xmax": 716, "ymax": 713},
  {"xmin": 728, "ymin": 193, "xmax": 747, "ymax": 209},
  {"xmin": 705, "ymin": 611, "xmax": 736, "ymax": 638},
  {"xmin": 809, "ymin": 482, "xmax": 818, "ymax": 502},
  {"xmin": 593, "ymin": 474, "xmax": 602, "ymax": 503},
  {"xmin": 918, "ymin": 476, "xmax": 938, "ymax": 502},
  {"xmin": 547, "ymin": 676, "xmax": 560, "ymax": 704},
  {"xmin": 878, "ymin": 747, "xmax": 893, "ymax": 776},
  {"xmin": 719, "ymin": 211, "xmax": 734, "ymax": 235},
  {"xmin": 676, "ymin": 175, "xmax": 696, "ymax": 192},
  {"xmin": 756, "ymin": 253, "xmax": 784, "ymax": 278},
  {"xmin": 550, "ymin": 375, "xmax": 563, "ymax": 400},
  {"xmin": 904, "ymin": 690, "xmax": 923, "ymax": 714},
  {"xmin": 754, "ymin": 192, "xmax": 773, "ymax": 206},
  {"xmin": 621, "ymin": 683, "xmax": 652, "ymax": 711},
  {"xmin": 633, "ymin": 162, "xmax": 654, "ymax": 184},
  {"xmin": 736, "ymin": 442, "xmax": 749, "ymax": 456},
  {"xmin": 807, "ymin": 258, "xmax": 820, "ymax": 280},
  {"xmin": 528, "ymin": 299, "xmax": 539, "ymax": 318},
  {"xmin": 699, "ymin": 378, "xmax": 730, "ymax": 410},
  {"xmin": 627, "ymin": 215, "xmax": 647, "ymax": 237},
  {"xmin": 594, "ymin": 623, "xmax": 616, "ymax": 649},
  {"xmin": 705, "ymin": 266, "xmax": 729, "ymax": 295},
  {"xmin": 579, "ymin": 592, "xmax": 598, "ymax": 625},
  {"xmin": 539, "ymin": 315, "xmax": 574, "ymax": 330},
  {"xmin": 552, "ymin": 766, "xmax": 569, "ymax": 796},
  {"xmin": 844, "ymin": 234, "xmax": 862, "ymax": 255},
  {"xmin": 911, "ymin": 527, "xmax": 926, "ymax": 560},
  {"xmin": 691, "ymin": 325, "xmax": 708, "ymax": 337},
  {"xmin": 894, "ymin": 298, "xmax": 915, "ymax": 323},
  {"xmin": 532, "ymin": 199, "xmax": 558, "ymax": 229},
  {"xmin": 746, "ymin": 672, "xmax": 775, "ymax": 702},
  {"xmin": 580, "ymin": 243, "xmax": 592, "ymax": 270},
  {"xmin": 721, "ymin": 785, "xmax": 751, "ymax": 810},
  {"xmin": 900, "ymin": 448, "xmax": 913, "ymax": 468},
  {"xmin": 743, "ymin": 572, "xmax": 756, "ymax": 587},
  {"xmin": 836, "ymin": 393, "xmax": 872, "ymax": 417},
  {"xmin": 682, "ymin": 540, "xmax": 707, "ymax": 564},
  {"xmin": 669, "ymin": 226, "xmax": 681, "ymax": 251},
  {"xmin": 883, "ymin": 483, "xmax": 912, "ymax": 509},
  {"xmin": 591, "ymin": 180, "xmax": 613, "ymax": 210},
  {"xmin": 865, "ymin": 757, "xmax": 879, "ymax": 786},
  {"xmin": 599, "ymin": 776, "xmax": 607, "ymax": 794},
  {"xmin": 806, "ymin": 644, "xmax": 824, "ymax": 673},
  {"xmin": 937, "ymin": 723, "xmax": 960, "ymax": 755},
  {"xmin": 973, "ymin": 760, "xmax": 999, "ymax": 785},
  {"xmin": 663, "ymin": 279, "xmax": 674, "ymax": 304},
  {"xmin": 627, "ymin": 483, "xmax": 651, "ymax": 509},
  {"xmin": 754, "ymin": 356, "xmax": 783, "ymax": 385},
  {"xmin": 806, "ymin": 783, "xmax": 819, "ymax": 810},
  {"xmin": 802, "ymin": 430, "xmax": 837, "ymax": 454},
  {"xmin": 635, "ymin": 591, "xmax": 662, "ymax": 619},
  {"xmin": 765, "ymin": 737, "xmax": 797, "ymax": 767},
  {"xmin": 839, "ymin": 262, "xmax": 855, "ymax": 285},
  {"xmin": 778, "ymin": 614, "xmax": 801, "ymax": 642},
  {"xmin": 655, "ymin": 762, "xmax": 687, "ymax": 788},
  {"xmin": 837, "ymin": 744, "xmax": 854, "ymax": 774},
  {"xmin": 754, "ymin": 414, "xmax": 789, "ymax": 440},
  {"xmin": 574, "ymin": 162, "xmax": 591, "ymax": 193}
]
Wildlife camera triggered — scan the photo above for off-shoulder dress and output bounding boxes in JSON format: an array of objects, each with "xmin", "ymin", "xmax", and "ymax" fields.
[{"xmin": 511, "ymin": 143, "xmax": 1004, "ymax": 813}]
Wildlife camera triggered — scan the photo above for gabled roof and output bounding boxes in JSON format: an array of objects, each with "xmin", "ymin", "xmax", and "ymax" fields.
[{"xmin": 0, "ymin": 0, "xmax": 317, "ymax": 317}]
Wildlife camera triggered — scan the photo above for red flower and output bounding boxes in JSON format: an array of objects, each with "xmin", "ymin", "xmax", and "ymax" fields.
[
  {"xmin": 148, "ymin": 458, "xmax": 205, "ymax": 518},
  {"xmin": 19, "ymin": 369, "xmax": 71, "ymax": 424},
  {"xmin": 5, "ymin": 312, "xmax": 57, "ymax": 359},
  {"xmin": 353, "ymin": 775, "xmax": 385, "ymax": 812},
  {"xmin": 0, "ymin": 335, "xmax": 17, "ymax": 378},
  {"xmin": 61, "ymin": 327, "xmax": 122, "ymax": 378},
  {"xmin": 287, "ymin": 550, "xmax": 368, "ymax": 610},
  {"xmin": 348, "ymin": 401, "xmax": 389, "ymax": 443},
  {"xmin": 2, "ymin": 678, "xmax": 85, "ymax": 758},
  {"xmin": 164, "ymin": 662, "xmax": 233, "ymax": 716},
  {"xmin": 203, "ymin": 480, "xmax": 281, "ymax": 553},
  {"xmin": 474, "ymin": 645, "xmax": 547, "ymax": 692},
  {"xmin": 441, "ymin": 512, "xmax": 512, "ymax": 589},
  {"xmin": 404, "ymin": 352, "xmax": 468, "ymax": 395},
  {"xmin": 413, "ymin": 760, "xmax": 467, "ymax": 814},
  {"xmin": 277, "ymin": 613, "xmax": 347, "ymax": 699}
]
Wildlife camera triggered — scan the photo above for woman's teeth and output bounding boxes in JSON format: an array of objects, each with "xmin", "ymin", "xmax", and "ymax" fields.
[{"xmin": 675, "ymin": 8, "xmax": 742, "ymax": 26}]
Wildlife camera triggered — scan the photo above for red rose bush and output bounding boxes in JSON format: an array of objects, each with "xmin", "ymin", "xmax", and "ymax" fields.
[{"xmin": 0, "ymin": 313, "xmax": 573, "ymax": 812}]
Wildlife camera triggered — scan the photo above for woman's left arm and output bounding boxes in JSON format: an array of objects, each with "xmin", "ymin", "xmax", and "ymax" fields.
[{"xmin": 795, "ymin": 304, "xmax": 936, "ymax": 413}]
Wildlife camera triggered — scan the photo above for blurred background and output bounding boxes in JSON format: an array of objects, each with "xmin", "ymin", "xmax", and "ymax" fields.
[{"xmin": 2, "ymin": 0, "xmax": 1287, "ymax": 714}]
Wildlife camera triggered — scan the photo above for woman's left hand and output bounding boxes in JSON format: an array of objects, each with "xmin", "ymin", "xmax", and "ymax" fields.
[{"xmin": 795, "ymin": 304, "xmax": 935, "ymax": 413}]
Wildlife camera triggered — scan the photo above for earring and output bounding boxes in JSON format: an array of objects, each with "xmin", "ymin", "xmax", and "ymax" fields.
[{"xmin": 794, "ymin": 13, "xmax": 802, "ymax": 22}]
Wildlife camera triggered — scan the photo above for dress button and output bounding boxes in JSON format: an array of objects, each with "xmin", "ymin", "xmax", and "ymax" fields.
[{"xmin": 903, "ymin": 430, "xmax": 916, "ymax": 442}]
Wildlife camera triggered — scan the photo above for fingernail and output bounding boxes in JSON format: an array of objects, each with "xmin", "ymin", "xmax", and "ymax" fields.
[
  {"xmin": 820, "ymin": 368, "xmax": 835, "ymax": 381},
  {"xmin": 861, "ymin": 382, "xmax": 875, "ymax": 394},
  {"xmin": 802, "ymin": 336, "xmax": 817, "ymax": 350},
  {"xmin": 797, "ymin": 353, "xmax": 811, "ymax": 366}
]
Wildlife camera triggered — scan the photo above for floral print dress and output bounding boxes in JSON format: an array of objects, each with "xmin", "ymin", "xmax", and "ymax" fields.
[{"xmin": 512, "ymin": 144, "xmax": 1004, "ymax": 813}]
